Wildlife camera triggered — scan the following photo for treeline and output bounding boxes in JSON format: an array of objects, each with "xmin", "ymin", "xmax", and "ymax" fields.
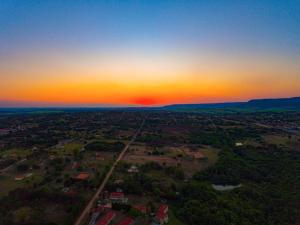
[
  {"xmin": 108, "ymin": 162, "xmax": 184, "ymax": 198},
  {"xmin": 85, "ymin": 141, "xmax": 125, "ymax": 152},
  {"xmin": 0, "ymin": 188, "xmax": 84, "ymax": 225},
  {"xmin": 174, "ymin": 146, "xmax": 300, "ymax": 225}
]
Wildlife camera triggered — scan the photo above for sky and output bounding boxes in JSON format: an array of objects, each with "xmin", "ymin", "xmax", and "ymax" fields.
[{"xmin": 0, "ymin": 0, "xmax": 300, "ymax": 107}]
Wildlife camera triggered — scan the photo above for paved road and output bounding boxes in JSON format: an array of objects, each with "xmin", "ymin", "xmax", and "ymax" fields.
[{"xmin": 74, "ymin": 117, "xmax": 146, "ymax": 225}]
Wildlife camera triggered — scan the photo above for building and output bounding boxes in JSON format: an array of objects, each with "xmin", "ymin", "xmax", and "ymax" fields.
[
  {"xmin": 109, "ymin": 192, "xmax": 128, "ymax": 204},
  {"xmin": 193, "ymin": 151, "xmax": 206, "ymax": 159},
  {"xmin": 117, "ymin": 217, "xmax": 135, "ymax": 225},
  {"xmin": 235, "ymin": 142, "xmax": 243, "ymax": 147},
  {"xmin": 154, "ymin": 204, "xmax": 168, "ymax": 225},
  {"xmin": 73, "ymin": 172, "xmax": 90, "ymax": 181},
  {"xmin": 96, "ymin": 211, "xmax": 116, "ymax": 225},
  {"xmin": 127, "ymin": 165, "xmax": 139, "ymax": 173},
  {"xmin": 14, "ymin": 175, "xmax": 25, "ymax": 181}
]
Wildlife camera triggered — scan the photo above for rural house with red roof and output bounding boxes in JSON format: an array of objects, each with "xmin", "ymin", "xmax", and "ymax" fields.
[
  {"xmin": 153, "ymin": 204, "xmax": 168, "ymax": 225},
  {"xmin": 117, "ymin": 217, "xmax": 135, "ymax": 225},
  {"xmin": 96, "ymin": 211, "xmax": 116, "ymax": 225}
]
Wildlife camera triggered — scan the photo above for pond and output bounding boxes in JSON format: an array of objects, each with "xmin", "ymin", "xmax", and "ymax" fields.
[{"xmin": 212, "ymin": 184, "xmax": 242, "ymax": 191}]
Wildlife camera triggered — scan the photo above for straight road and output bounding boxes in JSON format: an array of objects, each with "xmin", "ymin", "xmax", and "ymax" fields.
[{"xmin": 74, "ymin": 117, "xmax": 146, "ymax": 225}]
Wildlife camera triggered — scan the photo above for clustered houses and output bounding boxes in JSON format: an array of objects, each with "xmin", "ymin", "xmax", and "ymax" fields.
[{"xmin": 88, "ymin": 189, "xmax": 169, "ymax": 225}]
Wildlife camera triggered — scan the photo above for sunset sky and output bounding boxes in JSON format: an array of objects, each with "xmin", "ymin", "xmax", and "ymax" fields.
[{"xmin": 1, "ymin": 0, "xmax": 300, "ymax": 106}]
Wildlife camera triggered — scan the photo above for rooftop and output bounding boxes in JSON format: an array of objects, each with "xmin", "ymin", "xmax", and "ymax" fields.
[{"xmin": 96, "ymin": 211, "xmax": 116, "ymax": 225}]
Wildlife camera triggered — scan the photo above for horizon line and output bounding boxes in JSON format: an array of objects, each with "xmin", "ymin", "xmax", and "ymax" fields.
[{"xmin": 0, "ymin": 96, "xmax": 299, "ymax": 108}]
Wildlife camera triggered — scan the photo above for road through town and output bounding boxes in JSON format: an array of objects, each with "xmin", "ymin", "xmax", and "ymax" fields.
[{"xmin": 74, "ymin": 117, "xmax": 146, "ymax": 225}]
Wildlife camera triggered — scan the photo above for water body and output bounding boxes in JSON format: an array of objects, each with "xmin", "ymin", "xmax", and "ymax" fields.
[{"xmin": 212, "ymin": 184, "xmax": 242, "ymax": 191}]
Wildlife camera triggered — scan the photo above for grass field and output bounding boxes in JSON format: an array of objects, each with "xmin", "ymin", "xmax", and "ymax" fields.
[
  {"xmin": 167, "ymin": 210, "xmax": 184, "ymax": 225},
  {"xmin": 0, "ymin": 171, "xmax": 44, "ymax": 197},
  {"xmin": 263, "ymin": 134, "xmax": 300, "ymax": 150},
  {"xmin": 0, "ymin": 148, "xmax": 32, "ymax": 159}
]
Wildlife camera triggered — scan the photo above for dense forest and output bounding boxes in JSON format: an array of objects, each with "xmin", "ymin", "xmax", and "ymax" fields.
[{"xmin": 175, "ymin": 146, "xmax": 300, "ymax": 225}]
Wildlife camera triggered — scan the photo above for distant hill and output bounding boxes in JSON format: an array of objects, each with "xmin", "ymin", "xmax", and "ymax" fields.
[
  {"xmin": 163, "ymin": 97, "xmax": 300, "ymax": 111},
  {"xmin": 0, "ymin": 97, "xmax": 299, "ymax": 115}
]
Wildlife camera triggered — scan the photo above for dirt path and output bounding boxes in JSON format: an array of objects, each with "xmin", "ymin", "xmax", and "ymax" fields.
[
  {"xmin": 0, "ymin": 158, "xmax": 27, "ymax": 173},
  {"xmin": 74, "ymin": 117, "xmax": 146, "ymax": 225}
]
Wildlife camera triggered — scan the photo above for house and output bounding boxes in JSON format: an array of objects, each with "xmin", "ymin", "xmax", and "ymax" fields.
[
  {"xmin": 73, "ymin": 172, "xmax": 90, "ymax": 181},
  {"xmin": 14, "ymin": 175, "xmax": 25, "ymax": 181},
  {"xmin": 14, "ymin": 173, "xmax": 32, "ymax": 181},
  {"xmin": 114, "ymin": 179, "xmax": 124, "ymax": 184},
  {"xmin": 109, "ymin": 192, "xmax": 128, "ymax": 204},
  {"xmin": 96, "ymin": 203, "xmax": 112, "ymax": 211},
  {"xmin": 117, "ymin": 217, "xmax": 135, "ymax": 225},
  {"xmin": 154, "ymin": 204, "xmax": 168, "ymax": 225},
  {"xmin": 193, "ymin": 151, "xmax": 206, "ymax": 159},
  {"xmin": 127, "ymin": 165, "xmax": 139, "ymax": 173},
  {"xmin": 235, "ymin": 142, "xmax": 243, "ymax": 147},
  {"xmin": 96, "ymin": 211, "xmax": 116, "ymax": 225}
]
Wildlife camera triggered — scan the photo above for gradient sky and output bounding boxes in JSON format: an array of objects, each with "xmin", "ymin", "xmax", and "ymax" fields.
[{"xmin": 1, "ymin": 0, "xmax": 300, "ymax": 106}]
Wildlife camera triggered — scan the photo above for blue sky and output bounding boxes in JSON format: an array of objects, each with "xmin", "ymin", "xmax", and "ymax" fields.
[
  {"xmin": 1, "ymin": 0, "xmax": 299, "ymax": 55},
  {"xmin": 0, "ymin": 0, "xmax": 300, "ymax": 106}
]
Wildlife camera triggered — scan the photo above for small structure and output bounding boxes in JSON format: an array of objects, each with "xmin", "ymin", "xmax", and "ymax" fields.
[
  {"xmin": 127, "ymin": 165, "xmax": 139, "ymax": 173},
  {"xmin": 235, "ymin": 142, "xmax": 243, "ymax": 147},
  {"xmin": 193, "ymin": 151, "xmax": 206, "ymax": 160},
  {"xmin": 114, "ymin": 179, "xmax": 124, "ymax": 184},
  {"xmin": 109, "ymin": 192, "xmax": 128, "ymax": 204},
  {"xmin": 14, "ymin": 175, "xmax": 25, "ymax": 181},
  {"xmin": 97, "ymin": 202, "xmax": 112, "ymax": 210},
  {"xmin": 96, "ymin": 211, "xmax": 116, "ymax": 225},
  {"xmin": 154, "ymin": 204, "xmax": 168, "ymax": 225},
  {"xmin": 73, "ymin": 172, "xmax": 90, "ymax": 181},
  {"xmin": 14, "ymin": 173, "xmax": 32, "ymax": 181},
  {"xmin": 117, "ymin": 217, "xmax": 135, "ymax": 225}
]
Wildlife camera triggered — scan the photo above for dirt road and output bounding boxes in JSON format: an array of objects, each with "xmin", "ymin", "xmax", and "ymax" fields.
[{"xmin": 74, "ymin": 117, "xmax": 146, "ymax": 225}]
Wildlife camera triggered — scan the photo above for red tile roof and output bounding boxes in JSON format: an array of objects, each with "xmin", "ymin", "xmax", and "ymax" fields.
[
  {"xmin": 97, "ymin": 211, "xmax": 116, "ymax": 225},
  {"xmin": 110, "ymin": 192, "xmax": 124, "ymax": 199},
  {"xmin": 117, "ymin": 217, "xmax": 134, "ymax": 225},
  {"xmin": 74, "ymin": 172, "xmax": 90, "ymax": 180},
  {"xmin": 156, "ymin": 204, "xmax": 168, "ymax": 220}
]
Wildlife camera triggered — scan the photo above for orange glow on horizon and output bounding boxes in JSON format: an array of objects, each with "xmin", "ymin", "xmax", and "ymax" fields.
[{"xmin": 1, "ymin": 51, "xmax": 300, "ymax": 106}]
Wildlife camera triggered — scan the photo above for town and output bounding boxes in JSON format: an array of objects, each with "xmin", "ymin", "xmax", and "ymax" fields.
[{"xmin": 0, "ymin": 110, "xmax": 300, "ymax": 225}]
